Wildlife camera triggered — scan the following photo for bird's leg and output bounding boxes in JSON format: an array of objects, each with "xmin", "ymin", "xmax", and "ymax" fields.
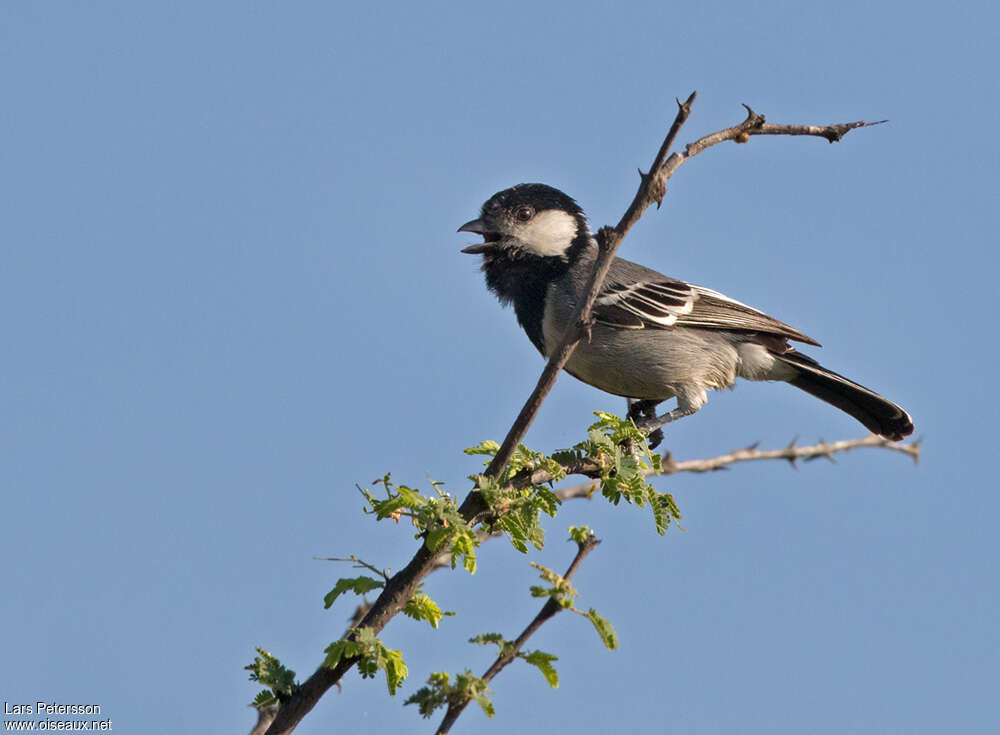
[{"xmin": 632, "ymin": 388, "xmax": 707, "ymax": 449}]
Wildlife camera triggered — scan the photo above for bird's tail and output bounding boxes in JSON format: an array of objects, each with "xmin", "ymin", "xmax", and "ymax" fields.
[{"xmin": 774, "ymin": 350, "xmax": 914, "ymax": 441}]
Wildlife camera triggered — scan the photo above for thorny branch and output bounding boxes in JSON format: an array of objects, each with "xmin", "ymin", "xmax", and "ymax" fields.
[
  {"xmin": 430, "ymin": 434, "xmax": 919, "ymax": 568},
  {"xmin": 261, "ymin": 96, "xmax": 891, "ymax": 735},
  {"xmin": 554, "ymin": 434, "xmax": 920, "ymax": 501},
  {"xmin": 435, "ymin": 536, "xmax": 602, "ymax": 734}
]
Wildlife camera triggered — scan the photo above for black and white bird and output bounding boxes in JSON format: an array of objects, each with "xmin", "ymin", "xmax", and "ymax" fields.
[{"xmin": 459, "ymin": 183, "xmax": 913, "ymax": 447}]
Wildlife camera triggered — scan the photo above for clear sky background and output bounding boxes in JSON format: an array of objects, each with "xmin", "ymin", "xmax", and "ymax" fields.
[{"xmin": 2, "ymin": 2, "xmax": 997, "ymax": 733}]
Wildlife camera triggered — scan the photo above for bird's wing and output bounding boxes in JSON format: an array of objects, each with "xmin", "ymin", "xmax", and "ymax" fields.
[
  {"xmin": 593, "ymin": 279, "xmax": 696, "ymax": 328},
  {"xmin": 593, "ymin": 278, "xmax": 821, "ymax": 347}
]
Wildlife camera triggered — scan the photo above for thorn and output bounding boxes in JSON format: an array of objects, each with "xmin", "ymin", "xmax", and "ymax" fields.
[
  {"xmin": 745, "ymin": 440, "xmax": 760, "ymax": 451},
  {"xmin": 737, "ymin": 103, "xmax": 765, "ymax": 139},
  {"xmin": 638, "ymin": 167, "xmax": 646, "ymax": 179},
  {"xmin": 786, "ymin": 435, "xmax": 799, "ymax": 450},
  {"xmin": 786, "ymin": 456, "xmax": 799, "ymax": 470}
]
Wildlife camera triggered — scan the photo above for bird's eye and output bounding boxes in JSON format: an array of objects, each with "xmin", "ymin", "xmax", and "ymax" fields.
[{"xmin": 515, "ymin": 205, "xmax": 534, "ymax": 222}]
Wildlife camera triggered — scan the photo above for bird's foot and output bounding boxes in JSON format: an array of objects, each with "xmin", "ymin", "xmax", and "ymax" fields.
[
  {"xmin": 627, "ymin": 399, "xmax": 665, "ymax": 449},
  {"xmin": 645, "ymin": 428, "xmax": 665, "ymax": 450}
]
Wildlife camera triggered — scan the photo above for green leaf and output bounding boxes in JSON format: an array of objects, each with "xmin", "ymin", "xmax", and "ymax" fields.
[
  {"xmin": 405, "ymin": 672, "xmax": 450, "ymax": 718},
  {"xmin": 424, "ymin": 525, "xmax": 451, "ymax": 552},
  {"xmin": 550, "ymin": 448, "xmax": 582, "ymax": 466},
  {"xmin": 381, "ymin": 645, "xmax": 408, "ymax": 695},
  {"xmin": 469, "ymin": 632, "xmax": 507, "ymax": 647},
  {"xmin": 566, "ymin": 411, "xmax": 682, "ymax": 534},
  {"xmin": 455, "ymin": 671, "xmax": 494, "ymax": 718},
  {"xmin": 464, "ymin": 440, "xmax": 500, "ymax": 456},
  {"xmin": 323, "ymin": 636, "xmax": 367, "ymax": 669},
  {"xmin": 396, "ymin": 485, "xmax": 427, "ymax": 509},
  {"xmin": 528, "ymin": 562, "xmax": 578, "ymax": 608},
  {"xmin": 451, "ymin": 526, "xmax": 479, "ymax": 574},
  {"xmin": 583, "ymin": 608, "xmax": 619, "ymax": 650},
  {"xmin": 327, "ymin": 628, "xmax": 408, "ymax": 695},
  {"xmin": 323, "ymin": 576, "xmax": 384, "ymax": 609},
  {"xmin": 251, "ymin": 690, "xmax": 277, "ymax": 709},
  {"xmin": 367, "ymin": 495, "xmax": 407, "ymax": 519},
  {"xmin": 535, "ymin": 486, "xmax": 560, "ymax": 517},
  {"xmin": 406, "ymin": 670, "xmax": 492, "ymax": 719},
  {"xmin": 522, "ymin": 650, "xmax": 560, "ymax": 688},
  {"xmin": 246, "ymin": 647, "xmax": 297, "ymax": 697},
  {"xmin": 568, "ymin": 525, "xmax": 592, "ymax": 544},
  {"xmin": 403, "ymin": 592, "xmax": 453, "ymax": 629},
  {"xmin": 472, "ymin": 691, "xmax": 496, "ymax": 718},
  {"xmin": 643, "ymin": 487, "xmax": 683, "ymax": 535}
]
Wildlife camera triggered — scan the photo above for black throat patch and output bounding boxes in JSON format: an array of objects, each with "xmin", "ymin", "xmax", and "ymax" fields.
[{"xmin": 479, "ymin": 232, "xmax": 590, "ymax": 355}]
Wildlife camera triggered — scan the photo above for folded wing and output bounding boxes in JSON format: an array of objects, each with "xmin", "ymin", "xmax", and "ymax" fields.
[{"xmin": 593, "ymin": 279, "xmax": 820, "ymax": 347}]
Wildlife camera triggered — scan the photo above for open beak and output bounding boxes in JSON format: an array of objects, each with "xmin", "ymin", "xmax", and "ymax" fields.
[
  {"xmin": 458, "ymin": 218, "xmax": 487, "ymax": 235},
  {"xmin": 458, "ymin": 218, "xmax": 494, "ymax": 254}
]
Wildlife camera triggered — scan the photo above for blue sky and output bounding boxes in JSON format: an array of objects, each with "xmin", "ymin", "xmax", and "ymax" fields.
[{"xmin": 1, "ymin": 2, "xmax": 997, "ymax": 733}]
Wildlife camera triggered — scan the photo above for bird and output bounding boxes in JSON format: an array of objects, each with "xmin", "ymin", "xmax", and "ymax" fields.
[{"xmin": 458, "ymin": 183, "xmax": 913, "ymax": 447}]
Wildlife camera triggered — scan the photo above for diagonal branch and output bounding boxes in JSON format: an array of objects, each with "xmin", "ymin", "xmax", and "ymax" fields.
[
  {"xmin": 647, "ymin": 106, "xmax": 885, "ymax": 209},
  {"xmin": 481, "ymin": 91, "xmax": 698, "ymax": 482},
  {"xmin": 435, "ymin": 536, "xmax": 602, "ymax": 734},
  {"xmin": 261, "ymin": 97, "xmax": 888, "ymax": 735}
]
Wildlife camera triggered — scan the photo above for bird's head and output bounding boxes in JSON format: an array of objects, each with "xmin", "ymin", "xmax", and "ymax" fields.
[{"xmin": 458, "ymin": 183, "xmax": 589, "ymax": 260}]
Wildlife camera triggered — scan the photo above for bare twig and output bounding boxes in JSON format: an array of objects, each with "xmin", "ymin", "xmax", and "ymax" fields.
[
  {"xmin": 756, "ymin": 119, "xmax": 887, "ymax": 143},
  {"xmin": 435, "ymin": 536, "xmax": 602, "ymax": 734},
  {"xmin": 645, "ymin": 106, "xmax": 884, "ymax": 213},
  {"xmin": 313, "ymin": 555, "xmax": 391, "ymax": 582},
  {"xmin": 261, "ymin": 98, "xmax": 888, "ymax": 735},
  {"xmin": 555, "ymin": 435, "xmax": 920, "ymax": 500}
]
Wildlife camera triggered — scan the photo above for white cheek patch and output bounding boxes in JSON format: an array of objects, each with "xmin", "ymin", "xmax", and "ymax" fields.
[{"xmin": 517, "ymin": 210, "xmax": 578, "ymax": 256}]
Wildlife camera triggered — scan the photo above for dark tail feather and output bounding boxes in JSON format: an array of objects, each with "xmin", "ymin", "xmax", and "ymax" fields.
[{"xmin": 775, "ymin": 351, "xmax": 914, "ymax": 441}]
